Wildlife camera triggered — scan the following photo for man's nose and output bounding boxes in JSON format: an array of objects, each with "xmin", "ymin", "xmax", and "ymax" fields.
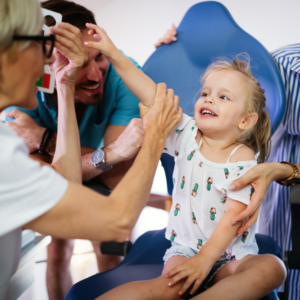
[{"xmin": 86, "ymin": 61, "xmax": 102, "ymax": 82}]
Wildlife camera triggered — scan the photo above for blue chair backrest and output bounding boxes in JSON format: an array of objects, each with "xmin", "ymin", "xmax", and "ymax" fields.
[{"xmin": 143, "ymin": 1, "xmax": 286, "ymax": 196}]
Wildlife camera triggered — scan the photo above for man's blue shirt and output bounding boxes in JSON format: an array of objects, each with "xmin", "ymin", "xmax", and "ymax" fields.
[{"xmin": 6, "ymin": 54, "xmax": 141, "ymax": 149}]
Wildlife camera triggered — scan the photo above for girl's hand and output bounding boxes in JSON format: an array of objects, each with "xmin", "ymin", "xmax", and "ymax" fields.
[
  {"xmin": 50, "ymin": 23, "xmax": 88, "ymax": 88},
  {"xmin": 230, "ymin": 162, "xmax": 293, "ymax": 235},
  {"xmin": 165, "ymin": 255, "xmax": 212, "ymax": 296},
  {"xmin": 84, "ymin": 23, "xmax": 119, "ymax": 62},
  {"xmin": 155, "ymin": 24, "xmax": 177, "ymax": 48}
]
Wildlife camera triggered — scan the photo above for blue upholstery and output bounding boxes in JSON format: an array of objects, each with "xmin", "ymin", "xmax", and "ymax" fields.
[
  {"xmin": 144, "ymin": 1, "xmax": 285, "ymax": 196},
  {"xmin": 66, "ymin": 230, "xmax": 281, "ymax": 300},
  {"xmin": 66, "ymin": 2, "xmax": 285, "ymax": 299}
]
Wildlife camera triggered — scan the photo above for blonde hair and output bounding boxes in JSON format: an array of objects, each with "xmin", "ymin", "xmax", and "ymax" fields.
[
  {"xmin": 200, "ymin": 54, "xmax": 271, "ymax": 163},
  {"xmin": 0, "ymin": 0, "xmax": 43, "ymax": 52}
]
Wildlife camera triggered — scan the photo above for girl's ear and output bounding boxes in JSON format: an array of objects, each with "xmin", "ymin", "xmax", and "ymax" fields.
[{"xmin": 238, "ymin": 112, "xmax": 258, "ymax": 130}]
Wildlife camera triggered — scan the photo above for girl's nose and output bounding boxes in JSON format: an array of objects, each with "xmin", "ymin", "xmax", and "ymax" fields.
[{"xmin": 204, "ymin": 97, "xmax": 213, "ymax": 104}]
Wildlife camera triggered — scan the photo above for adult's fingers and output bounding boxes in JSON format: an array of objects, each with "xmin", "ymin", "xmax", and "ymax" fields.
[
  {"xmin": 232, "ymin": 199, "xmax": 258, "ymax": 224},
  {"xmin": 50, "ymin": 26, "xmax": 83, "ymax": 50},
  {"xmin": 5, "ymin": 109, "xmax": 22, "ymax": 118},
  {"xmin": 229, "ymin": 169, "xmax": 256, "ymax": 191},
  {"xmin": 236, "ymin": 206, "xmax": 261, "ymax": 236}
]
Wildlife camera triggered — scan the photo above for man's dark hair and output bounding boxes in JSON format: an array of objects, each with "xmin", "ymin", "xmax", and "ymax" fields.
[{"xmin": 41, "ymin": 0, "xmax": 96, "ymax": 29}]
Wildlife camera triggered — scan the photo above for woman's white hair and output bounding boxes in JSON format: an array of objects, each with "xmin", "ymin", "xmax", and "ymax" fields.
[{"xmin": 0, "ymin": 0, "xmax": 43, "ymax": 52}]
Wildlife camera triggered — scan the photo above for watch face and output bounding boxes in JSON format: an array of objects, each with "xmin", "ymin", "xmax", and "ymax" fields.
[{"xmin": 91, "ymin": 149, "xmax": 104, "ymax": 165}]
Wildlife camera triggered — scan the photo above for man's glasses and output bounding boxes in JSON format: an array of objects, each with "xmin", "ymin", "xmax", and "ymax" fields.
[{"xmin": 13, "ymin": 35, "xmax": 55, "ymax": 58}]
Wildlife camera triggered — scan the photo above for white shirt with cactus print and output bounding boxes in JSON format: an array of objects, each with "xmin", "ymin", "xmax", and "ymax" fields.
[{"xmin": 164, "ymin": 113, "xmax": 258, "ymax": 260}]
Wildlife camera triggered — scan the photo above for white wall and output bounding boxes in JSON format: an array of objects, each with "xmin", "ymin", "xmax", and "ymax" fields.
[{"xmin": 76, "ymin": 0, "xmax": 300, "ymax": 66}]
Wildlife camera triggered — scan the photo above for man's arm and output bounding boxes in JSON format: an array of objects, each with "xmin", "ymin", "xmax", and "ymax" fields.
[{"xmin": 6, "ymin": 111, "xmax": 144, "ymax": 187}]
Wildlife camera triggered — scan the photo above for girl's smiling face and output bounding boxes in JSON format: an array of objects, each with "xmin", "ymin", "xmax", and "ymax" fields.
[{"xmin": 194, "ymin": 69, "xmax": 251, "ymax": 139}]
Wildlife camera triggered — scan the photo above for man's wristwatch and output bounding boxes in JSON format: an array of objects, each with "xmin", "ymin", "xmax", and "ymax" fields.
[
  {"xmin": 90, "ymin": 148, "xmax": 114, "ymax": 171},
  {"xmin": 276, "ymin": 162, "xmax": 300, "ymax": 187}
]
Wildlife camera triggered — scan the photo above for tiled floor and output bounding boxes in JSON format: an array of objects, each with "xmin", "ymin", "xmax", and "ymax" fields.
[{"xmin": 17, "ymin": 207, "xmax": 169, "ymax": 300}]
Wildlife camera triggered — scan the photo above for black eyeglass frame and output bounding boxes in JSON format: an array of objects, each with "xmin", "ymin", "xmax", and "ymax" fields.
[{"xmin": 13, "ymin": 35, "xmax": 55, "ymax": 58}]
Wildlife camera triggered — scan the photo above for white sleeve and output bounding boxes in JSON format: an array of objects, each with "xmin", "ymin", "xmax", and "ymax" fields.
[
  {"xmin": 0, "ymin": 126, "xmax": 68, "ymax": 236},
  {"xmin": 214, "ymin": 162, "xmax": 257, "ymax": 206},
  {"xmin": 162, "ymin": 113, "xmax": 193, "ymax": 157}
]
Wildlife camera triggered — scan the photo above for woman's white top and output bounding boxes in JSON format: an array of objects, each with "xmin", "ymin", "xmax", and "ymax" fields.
[
  {"xmin": 163, "ymin": 113, "xmax": 258, "ymax": 260},
  {"xmin": 0, "ymin": 122, "xmax": 68, "ymax": 237}
]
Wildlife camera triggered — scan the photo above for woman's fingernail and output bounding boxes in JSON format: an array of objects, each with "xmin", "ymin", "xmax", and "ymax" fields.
[
  {"xmin": 172, "ymin": 37, "xmax": 177, "ymax": 41},
  {"xmin": 232, "ymin": 221, "xmax": 237, "ymax": 225},
  {"xmin": 179, "ymin": 291, "xmax": 182, "ymax": 295},
  {"xmin": 228, "ymin": 184, "xmax": 236, "ymax": 190},
  {"xmin": 84, "ymin": 42, "xmax": 88, "ymax": 45},
  {"xmin": 168, "ymin": 282, "xmax": 172, "ymax": 286}
]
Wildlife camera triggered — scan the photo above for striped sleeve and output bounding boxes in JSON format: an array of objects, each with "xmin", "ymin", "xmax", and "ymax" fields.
[{"xmin": 271, "ymin": 44, "xmax": 300, "ymax": 135}]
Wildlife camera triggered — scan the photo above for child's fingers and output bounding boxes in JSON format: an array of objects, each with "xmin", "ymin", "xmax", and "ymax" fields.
[
  {"xmin": 84, "ymin": 41, "xmax": 102, "ymax": 50},
  {"xmin": 86, "ymin": 23, "xmax": 107, "ymax": 36},
  {"xmin": 165, "ymin": 268, "xmax": 179, "ymax": 278},
  {"xmin": 179, "ymin": 276, "xmax": 195, "ymax": 295},
  {"xmin": 169, "ymin": 270, "xmax": 189, "ymax": 286},
  {"xmin": 190, "ymin": 278, "xmax": 202, "ymax": 295}
]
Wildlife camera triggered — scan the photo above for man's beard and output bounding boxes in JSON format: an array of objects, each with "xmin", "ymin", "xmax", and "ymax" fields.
[
  {"xmin": 74, "ymin": 78, "xmax": 105, "ymax": 106},
  {"xmin": 74, "ymin": 89, "xmax": 103, "ymax": 106}
]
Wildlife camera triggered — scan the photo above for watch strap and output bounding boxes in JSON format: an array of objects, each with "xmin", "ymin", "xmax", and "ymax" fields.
[
  {"xmin": 276, "ymin": 162, "xmax": 300, "ymax": 187},
  {"xmin": 96, "ymin": 162, "xmax": 114, "ymax": 171}
]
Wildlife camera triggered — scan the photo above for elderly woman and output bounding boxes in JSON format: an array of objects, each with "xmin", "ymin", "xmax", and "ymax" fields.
[{"xmin": 0, "ymin": 0, "xmax": 182, "ymax": 297}]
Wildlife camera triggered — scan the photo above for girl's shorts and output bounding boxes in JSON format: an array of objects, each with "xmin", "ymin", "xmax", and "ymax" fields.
[{"xmin": 163, "ymin": 242, "xmax": 234, "ymax": 295}]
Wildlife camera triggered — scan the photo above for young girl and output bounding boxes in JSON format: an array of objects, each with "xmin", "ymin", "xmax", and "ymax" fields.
[{"xmin": 84, "ymin": 24, "xmax": 286, "ymax": 300}]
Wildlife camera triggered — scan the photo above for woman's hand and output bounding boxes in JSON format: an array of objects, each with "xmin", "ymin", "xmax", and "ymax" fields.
[
  {"xmin": 49, "ymin": 22, "xmax": 88, "ymax": 87},
  {"xmin": 155, "ymin": 24, "xmax": 177, "ymax": 48},
  {"xmin": 84, "ymin": 23, "xmax": 119, "ymax": 62},
  {"xmin": 165, "ymin": 255, "xmax": 212, "ymax": 296},
  {"xmin": 230, "ymin": 162, "xmax": 293, "ymax": 235},
  {"xmin": 141, "ymin": 83, "xmax": 182, "ymax": 142}
]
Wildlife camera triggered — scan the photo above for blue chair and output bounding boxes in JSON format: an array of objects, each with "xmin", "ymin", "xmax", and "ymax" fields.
[{"xmin": 66, "ymin": 2, "xmax": 286, "ymax": 299}]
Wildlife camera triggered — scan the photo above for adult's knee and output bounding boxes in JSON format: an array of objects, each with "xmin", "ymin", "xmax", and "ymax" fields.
[{"xmin": 47, "ymin": 238, "xmax": 74, "ymax": 266}]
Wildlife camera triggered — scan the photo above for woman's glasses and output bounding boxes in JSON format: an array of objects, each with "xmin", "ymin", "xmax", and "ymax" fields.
[{"xmin": 13, "ymin": 35, "xmax": 55, "ymax": 58}]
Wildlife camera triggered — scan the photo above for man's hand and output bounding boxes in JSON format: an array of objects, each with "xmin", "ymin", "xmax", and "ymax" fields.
[
  {"xmin": 84, "ymin": 23, "xmax": 120, "ymax": 63},
  {"xmin": 6, "ymin": 110, "xmax": 45, "ymax": 153},
  {"xmin": 165, "ymin": 255, "xmax": 212, "ymax": 296},
  {"xmin": 50, "ymin": 22, "xmax": 88, "ymax": 87},
  {"xmin": 155, "ymin": 24, "xmax": 177, "ymax": 48},
  {"xmin": 230, "ymin": 162, "xmax": 291, "ymax": 235},
  {"xmin": 142, "ymin": 83, "xmax": 182, "ymax": 141},
  {"xmin": 105, "ymin": 119, "xmax": 144, "ymax": 164}
]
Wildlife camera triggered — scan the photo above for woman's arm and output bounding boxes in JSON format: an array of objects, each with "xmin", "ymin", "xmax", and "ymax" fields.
[
  {"xmin": 25, "ymin": 83, "xmax": 183, "ymax": 242},
  {"xmin": 49, "ymin": 22, "xmax": 88, "ymax": 183},
  {"xmin": 85, "ymin": 23, "xmax": 156, "ymax": 107},
  {"xmin": 230, "ymin": 162, "xmax": 297, "ymax": 235}
]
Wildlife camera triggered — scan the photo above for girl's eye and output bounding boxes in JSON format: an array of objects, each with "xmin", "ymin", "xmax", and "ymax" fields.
[
  {"xmin": 201, "ymin": 93, "xmax": 208, "ymax": 97},
  {"xmin": 220, "ymin": 95, "xmax": 229, "ymax": 100}
]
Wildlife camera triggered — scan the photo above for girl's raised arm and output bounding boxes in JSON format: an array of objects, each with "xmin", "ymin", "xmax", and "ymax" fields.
[{"xmin": 85, "ymin": 23, "xmax": 156, "ymax": 107}]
